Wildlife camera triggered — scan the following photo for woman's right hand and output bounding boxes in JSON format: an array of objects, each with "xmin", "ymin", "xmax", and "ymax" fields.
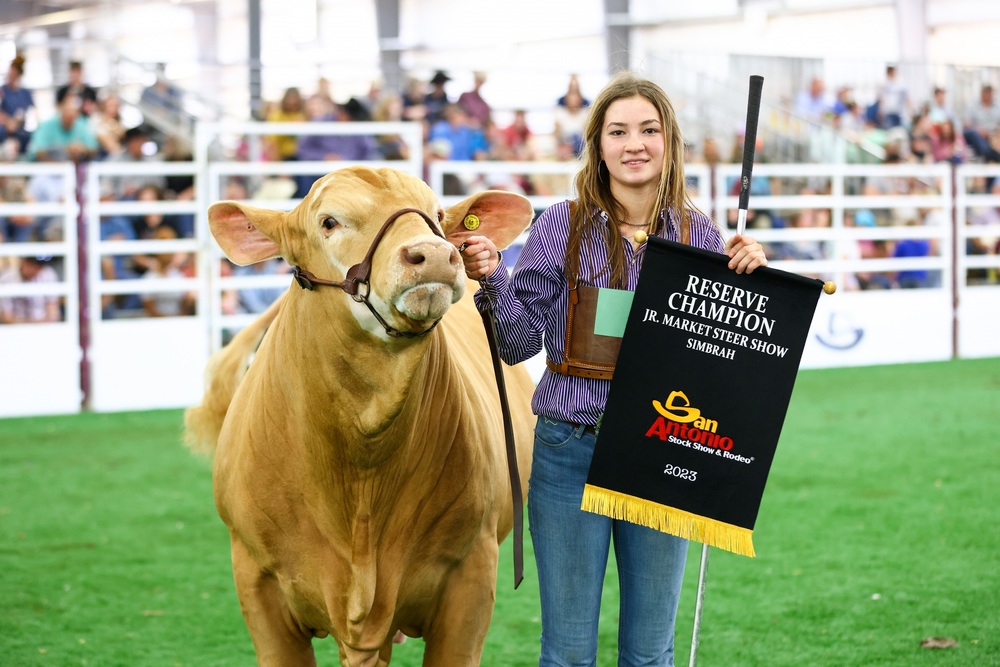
[{"xmin": 459, "ymin": 235, "xmax": 500, "ymax": 281}]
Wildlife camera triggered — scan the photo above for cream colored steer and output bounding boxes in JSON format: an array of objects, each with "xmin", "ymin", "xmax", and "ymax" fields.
[{"xmin": 185, "ymin": 167, "xmax": 536, "ymax": 666}]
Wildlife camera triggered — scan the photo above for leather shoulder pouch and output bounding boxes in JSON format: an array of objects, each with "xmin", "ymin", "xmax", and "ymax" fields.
[
  {"xmin": 546, "ymin": 201, "xmax": 620, "ymax": 380},
  {"xmin": 547, "ymin": 203, "xmax": 692, "ymax": 380}
]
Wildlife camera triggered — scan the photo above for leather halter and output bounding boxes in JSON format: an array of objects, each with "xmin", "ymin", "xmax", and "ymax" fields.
[{"xmin": 291, "ymin": 207, "xmax": 447, "ymax": 339}]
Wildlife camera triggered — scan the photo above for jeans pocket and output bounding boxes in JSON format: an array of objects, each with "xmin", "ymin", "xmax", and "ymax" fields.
[{"xmin": 534, "ymin": 417, "xmax": 577, "ymax": 449}]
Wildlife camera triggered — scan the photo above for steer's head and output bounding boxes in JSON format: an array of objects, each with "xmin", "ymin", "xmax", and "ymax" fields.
[{"xmin": 208, "ymin": 166, "xmax": 533, "ymax": 338}]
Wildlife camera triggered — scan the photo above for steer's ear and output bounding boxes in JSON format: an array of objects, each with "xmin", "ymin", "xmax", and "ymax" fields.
[
  {"xmin": 443, "ymin": 190, "xmax": 535, "ymax": 250},
  {"xmin": 208, "ymin": 201, "xmax": 284, "ymax": 266}
]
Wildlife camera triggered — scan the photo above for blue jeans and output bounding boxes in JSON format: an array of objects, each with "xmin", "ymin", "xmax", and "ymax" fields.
[{"xmin": 528, "ymin": 417, "xmax": 689, "ymax": 667}]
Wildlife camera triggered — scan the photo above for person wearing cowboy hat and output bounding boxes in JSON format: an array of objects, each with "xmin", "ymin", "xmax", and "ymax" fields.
[{"xmin": 425, "ymin": 70, "xmax": 451, "ymax": 124}]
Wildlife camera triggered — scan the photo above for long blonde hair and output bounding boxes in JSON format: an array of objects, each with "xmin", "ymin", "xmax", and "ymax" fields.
[{"xmin": 567, "ymin": 71, "xmax": 694, "ymax": 288}]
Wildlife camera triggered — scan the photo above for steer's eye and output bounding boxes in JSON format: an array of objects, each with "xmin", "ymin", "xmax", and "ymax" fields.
[
  {"xmin": 321, "ymin": 216, "xmax": 339, "ymax": 231},
  {"xmin": 437, "ymin": 210, "xmax": 444, "ymax": 223}
]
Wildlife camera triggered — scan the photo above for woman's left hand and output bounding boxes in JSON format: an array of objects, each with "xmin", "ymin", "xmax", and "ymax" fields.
[{"xmin": 725, "ymin": 234, "xmax": 768, "ymax": 274}]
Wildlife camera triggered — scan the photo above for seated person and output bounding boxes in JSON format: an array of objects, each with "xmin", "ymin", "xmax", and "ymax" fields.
[
  {"xmin": 233, "ymin": 258, "xmax": 287, "ymax": 314},
  {"xmin": 99, "ymin": 215, "xmax": 143, "ymax": 318},
  {"xmin": 0, "ymin": 256, "xmax": 61, "ymax": 323},
  {"xmin": 141, "ymin": 225, "xmax": 195, "ymax": 317}
]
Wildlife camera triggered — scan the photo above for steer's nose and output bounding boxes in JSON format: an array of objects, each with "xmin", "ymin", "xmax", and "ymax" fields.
[{"xmin": 401, "ymin": 240, "xmax": 460, "ymax": 268}]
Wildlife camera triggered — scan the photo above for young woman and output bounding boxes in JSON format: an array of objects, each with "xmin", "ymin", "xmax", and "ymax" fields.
[
  {"xmin": 0, "ymin": 55, "xmax": 36, "ymax": 156},
  {"xmin": 460, "ymin": 71, "xmax": 767, "ymax": 666}
]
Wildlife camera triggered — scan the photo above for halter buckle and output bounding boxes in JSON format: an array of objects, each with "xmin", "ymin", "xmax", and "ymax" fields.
[{"xmin": 292, "ymin": 266, "xmax": 315, "ymax": 291}]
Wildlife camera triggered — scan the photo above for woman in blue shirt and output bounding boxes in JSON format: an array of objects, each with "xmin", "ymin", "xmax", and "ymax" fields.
[{"xmin": 0, "ymin": 55, "xmax": 36, "ymax": 155}]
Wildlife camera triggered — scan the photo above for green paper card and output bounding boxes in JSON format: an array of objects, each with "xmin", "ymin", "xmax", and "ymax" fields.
[{"xmin": 594, "ymin": 287, "xmax": 634, "ymax": 338}]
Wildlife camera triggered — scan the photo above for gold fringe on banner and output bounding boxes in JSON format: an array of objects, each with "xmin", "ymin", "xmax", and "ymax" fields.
[{"xmin": 581, "ymin": 484, "xmax": 756, "ymax": 557}]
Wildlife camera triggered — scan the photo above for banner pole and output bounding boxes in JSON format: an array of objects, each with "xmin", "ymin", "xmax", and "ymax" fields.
[
  {"xmin": 736, "ymin": 75, "xmax": 764, "ymax": 238},
  {"xmin": 689, "ymin": 74, "xmax": 760, "ymax": 667},
  {"xmin": 688, "ymin": 543, "xmax": 711, "ymax": 667}
]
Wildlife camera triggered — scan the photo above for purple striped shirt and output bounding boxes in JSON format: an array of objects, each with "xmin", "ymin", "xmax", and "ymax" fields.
[{"xmin": 475, "ymin": 199, "xmax": 724, "ymax": 427}]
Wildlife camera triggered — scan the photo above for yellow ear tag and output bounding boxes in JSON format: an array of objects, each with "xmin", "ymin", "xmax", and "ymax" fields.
[{"xmin": 463, "ymin": 214, "xmax": 480, "ymax": 231}]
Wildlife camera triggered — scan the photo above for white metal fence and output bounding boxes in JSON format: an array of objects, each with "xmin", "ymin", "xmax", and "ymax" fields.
[
  {"xmin": 1, "ymin": 127, "xmax": 998, "ymax": 416},
  {"xmin": 84, "ymin": 161, "xmax": 207, "ymax": 412},
  {"xmin": 0, "ymin": 163, "xmax": 81, "ymax": 417},
  {"xmin": 713, "ymin": 162, "xmax": 961, "ymax": 368}
]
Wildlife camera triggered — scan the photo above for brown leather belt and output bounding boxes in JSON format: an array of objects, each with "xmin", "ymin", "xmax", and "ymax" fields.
[{"xmin": 546, "ymin": 358, "xmax": 615, "ymax": 380}]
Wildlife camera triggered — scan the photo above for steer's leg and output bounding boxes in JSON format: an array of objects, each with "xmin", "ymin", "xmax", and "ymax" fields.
[
  {"xmin": 230, "ymin": 537, "xmax": 318, "ymax": 667},
  {"xmin": 420, "ymin": 536, "xmax": 499, "ymax": 666}
]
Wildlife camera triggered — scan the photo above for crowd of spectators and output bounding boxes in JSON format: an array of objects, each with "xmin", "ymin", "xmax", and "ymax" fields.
[
  {"xmin": 255, "ymin": 69, "xmax": 591, "ymax": 198},
  {"xmin": 798, "ymin": 66, "xmax": 1000, "ymax": 169},
  {"xmin": 1, "ymin": 54, "xmax": 999, "ymax": 323},
  {"xmin": 751, "ymin": 65, "xmax": 1000, "ymax": 288},
  {"xmin": 0, "ymin": 54, "xmax": 201, "ymax": 321}
]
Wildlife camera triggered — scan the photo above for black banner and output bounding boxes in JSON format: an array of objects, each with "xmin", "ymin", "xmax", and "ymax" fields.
[{"xmin": 582, "ymin": 237, "xmax": 823, "ymax": 556}]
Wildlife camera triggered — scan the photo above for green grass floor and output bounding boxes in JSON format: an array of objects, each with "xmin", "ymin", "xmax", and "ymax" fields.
[{"xmin": 1, "ymin": 357, "xmax": 998, "ymax": 666}]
